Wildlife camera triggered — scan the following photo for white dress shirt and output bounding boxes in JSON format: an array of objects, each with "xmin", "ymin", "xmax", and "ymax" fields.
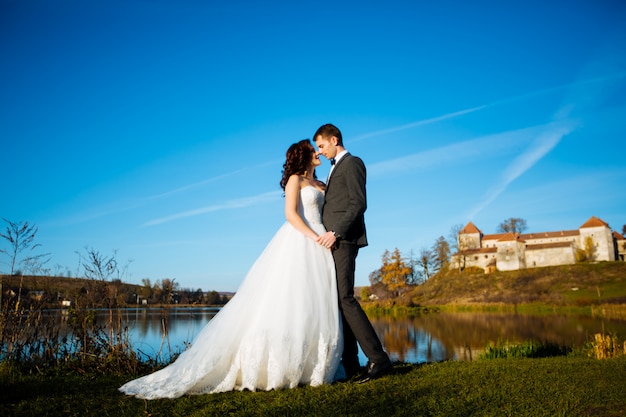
[{"xmin": 328, "ymin": 149, "xmax": 348, "ymax": 181}]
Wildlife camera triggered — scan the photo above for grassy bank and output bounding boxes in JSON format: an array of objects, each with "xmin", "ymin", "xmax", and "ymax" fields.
[
  {"xmin": 404, "ymin": 262, "xmax": 626, "ymax": 307},
  {"xmin": 2, "ymin": 263, "xmax": 626, "ymax": 416},
  {"xmin": 2, "ymin": 356, "xmax": 625, "ymax": 416}
]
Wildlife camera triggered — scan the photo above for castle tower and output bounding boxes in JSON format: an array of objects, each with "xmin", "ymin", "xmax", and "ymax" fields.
[
  {"xmin": 579, "ymin": 216, "xmax": 615, "ymax": 262},
  {"xmin": 496, "ymin": 232, "xmax": 527, "ymax": 271},
  {"xmin": 458, "ymin": 222, "xmax": 482, "ymax": 251}
]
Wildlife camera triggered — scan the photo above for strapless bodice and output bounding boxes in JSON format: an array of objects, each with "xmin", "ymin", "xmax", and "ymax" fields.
[{"xmin": 298, "ymin": 186, "xmax": 324, "ymax": 225}]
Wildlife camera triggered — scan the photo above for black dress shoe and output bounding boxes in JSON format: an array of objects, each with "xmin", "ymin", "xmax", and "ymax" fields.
[{"xmin": 357, "ymin": 360, "xmax": 393, "ymax": 383}]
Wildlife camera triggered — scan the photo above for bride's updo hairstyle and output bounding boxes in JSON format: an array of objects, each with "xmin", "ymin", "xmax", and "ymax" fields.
[{"xmin": 280, "ymin": 139, "xmax": 318, "ymax": 191}]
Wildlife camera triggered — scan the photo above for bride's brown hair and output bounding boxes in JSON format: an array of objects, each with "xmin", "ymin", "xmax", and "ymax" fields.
[{"xmin": 280, "ymin": 139, "xmax": 318, "ymax": 191}]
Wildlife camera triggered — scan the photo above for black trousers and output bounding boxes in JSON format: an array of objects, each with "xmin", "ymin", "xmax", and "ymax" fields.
[{"xmin": 333, "ymin": 242, "xmax": 388, "ymax": 376}]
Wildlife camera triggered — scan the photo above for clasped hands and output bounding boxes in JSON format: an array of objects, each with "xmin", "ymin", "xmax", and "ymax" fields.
[{"xmin": 316, "ymin": 231, "xmax": 337, "ymax": 249}]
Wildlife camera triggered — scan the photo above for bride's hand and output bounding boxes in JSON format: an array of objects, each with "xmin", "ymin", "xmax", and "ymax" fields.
[{"xmin": 316, "ymin": 232, "xmax": 336, "ymax": 249}]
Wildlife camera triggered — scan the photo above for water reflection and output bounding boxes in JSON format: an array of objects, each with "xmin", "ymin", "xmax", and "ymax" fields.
[
  {"xmin": 119, "ymin": 308, "xmax": 220, "ymax": 359},
  {"xmin": 371, "ymin": 312, "xmax": 626, "ymax": 363},
  {"xmin": 103, "ymin": 308, "xmax": 626, "ymax": 364}
]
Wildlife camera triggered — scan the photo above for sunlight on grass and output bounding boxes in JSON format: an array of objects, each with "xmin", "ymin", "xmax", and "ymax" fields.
[{"xmin": 590, "ymin": 333, "xmax": 626, "ymax": 359}]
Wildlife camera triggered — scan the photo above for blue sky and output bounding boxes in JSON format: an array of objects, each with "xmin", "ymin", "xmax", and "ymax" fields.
[{"xmin": 1, "ymin": 0, "xmax": 625, "ymax": 291}]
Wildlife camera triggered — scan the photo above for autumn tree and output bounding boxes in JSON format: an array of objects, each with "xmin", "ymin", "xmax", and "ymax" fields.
[
  {"xmin": 379, "ymin": 248, "xmax": 413, "ymax": 296},
  {"xmin": 497, "ymin": 217, "xmax": 528, "ymax": 234},
  {"xmin": 584, "ymin": 236, "xmax": 597, "ymax": 262}
]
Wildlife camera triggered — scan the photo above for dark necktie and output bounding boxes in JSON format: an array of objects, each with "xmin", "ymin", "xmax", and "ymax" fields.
[{"xmin": 330, "ymin": 158, "xmax": 336, "ymax": 165}]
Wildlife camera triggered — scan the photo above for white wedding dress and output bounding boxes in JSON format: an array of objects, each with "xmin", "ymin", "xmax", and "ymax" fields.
[{"xmin": 119, "ymin": 186, "xmax": 342, "ymax": 399}]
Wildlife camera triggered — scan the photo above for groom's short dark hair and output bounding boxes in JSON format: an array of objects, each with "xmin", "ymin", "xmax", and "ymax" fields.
[{"xmin": 314, "ymin": 124, "xmax": 343, "ymax": 146}]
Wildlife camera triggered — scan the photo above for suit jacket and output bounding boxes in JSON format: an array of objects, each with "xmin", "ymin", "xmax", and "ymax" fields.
[{"xmin": 322, "ymin": 153, "xmax": 368, "ymax": 248}]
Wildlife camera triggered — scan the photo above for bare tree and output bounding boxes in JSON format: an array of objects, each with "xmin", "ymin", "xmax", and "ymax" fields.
[
  {"xmin": 431, "ymin": 236, "xmax": 451, "ymax": 274},
  {"xmin": 497, "ymin": 217, "xmax": 528, "ymax": 234},
  {"xmin": 0, "ymin": 219, "xmax": 51, "ymax": 307},
  {"xmin": 406, "ymin": 249, "xmax": 421, "ymax": 285},
  {"xmin": 448, "ymin": 223, "xmax": 469, "ymax": 270},
  {"xmin": 415, "ymin": 248, "xmax": 435, "ymax": 282},
  {"xmin": 74, "ymin": 247, "xmax": 133, "ymax": 308},
  {"xmin": 76, "ymin": 247, "xmax": 132, "ymax": 281},
  {"xmin": 448, "ymin": 223, "xmax": 463, "ymax": 254},
  {"xmin": 0, "ymin": 218, "xmax": 50, "ymax": 275},
  {"xmin": 158, "ymin": 278, "xmax": 178, "ymax": 304}
]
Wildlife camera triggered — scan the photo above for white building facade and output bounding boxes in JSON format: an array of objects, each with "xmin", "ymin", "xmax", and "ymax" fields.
[{"xmin": 452, "ymin": 216, "xmax": 624, "ymax": 272}]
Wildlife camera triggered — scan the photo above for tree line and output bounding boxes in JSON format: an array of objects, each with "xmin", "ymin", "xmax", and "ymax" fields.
[{"xmin": 0, "ymin": 218, "xmax": 228, "ymax": 308}]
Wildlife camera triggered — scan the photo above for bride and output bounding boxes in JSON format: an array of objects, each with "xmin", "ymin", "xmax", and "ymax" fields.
[{"xmin": 119, "ymin": 139, "xmax": 342, "ymax": 399}]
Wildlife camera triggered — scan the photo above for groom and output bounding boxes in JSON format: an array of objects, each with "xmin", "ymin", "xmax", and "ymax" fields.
[{"xmin": 314, "ymin": 123, "xmax": 392, "ymax": 383}]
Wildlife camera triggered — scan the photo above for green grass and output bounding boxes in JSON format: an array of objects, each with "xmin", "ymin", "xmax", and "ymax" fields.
[{"xmin": 2, "ymin": 356, "xmax": 626, "ymax": 417}]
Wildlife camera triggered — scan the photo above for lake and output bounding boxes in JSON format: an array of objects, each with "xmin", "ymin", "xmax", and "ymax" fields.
[{"xmin": 114, "ymin": 307, "xmax": 626, "ymax": 364}]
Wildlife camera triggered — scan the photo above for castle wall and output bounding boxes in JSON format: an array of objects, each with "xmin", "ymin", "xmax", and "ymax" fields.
[
  {"xmin": 454, "ymin": 217, "xmax": 620, "ymax": 272},
  {"xmin": 496, "ymin": 241, "xmax": 526, "ymax": 271},
  {"xmin": 525, "ymin": 245, "xmax": 576, "ymax": 268},
  {"xmin": 450, "ymin": 249, "xmax": 496, "ymax": 270}
]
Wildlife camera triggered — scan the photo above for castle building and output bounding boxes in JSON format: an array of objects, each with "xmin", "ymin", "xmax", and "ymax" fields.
[{"xmin": 452, "ymin": 216, "xmax": 625, "ymax": 272}]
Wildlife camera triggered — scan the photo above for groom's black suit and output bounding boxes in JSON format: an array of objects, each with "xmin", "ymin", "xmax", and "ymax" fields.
[{"xmin": 322, "ymin": 153, "xmax": 389, "ymax": 377}]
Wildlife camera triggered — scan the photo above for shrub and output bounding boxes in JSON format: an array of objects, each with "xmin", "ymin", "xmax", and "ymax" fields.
[
  {"xmin": 589, "ymin": 333, "xmax": 626, "ymax": 359},
  {"xmin": 479, "ymin": 340, "xmax": 571, "ymax": 359}
]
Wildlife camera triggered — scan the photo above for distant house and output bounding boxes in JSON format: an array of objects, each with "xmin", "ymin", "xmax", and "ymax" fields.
[{"xmin": 451, "ymin": 216, "xmax": 624, "ymax": 272}]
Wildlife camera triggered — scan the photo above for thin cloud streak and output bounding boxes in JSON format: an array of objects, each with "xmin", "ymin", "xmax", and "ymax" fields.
[
  {"xmin": 367, "ymin": 122, "xmax": 566, "ymax": 178},
  {"xmin": 350, "ymin": 73, "xmax": 625, "ymax": 144},
  {"xmin": 466, "ymin": 121, "xmax": 578, "ymax": 219},
  {"xmin": 48, "ymin": 161, "xmax": 281, "ymax": 228},
  {"xmin": 145, "ymin": 160, "xmax": 280, "ymax": 201},
  {"xmin": 349, "ymin": 106, "xmax": 488, "ymax": 143},
  {"xmin": 144, "ymin": 190, "xmax": 282, "ymax": 226},
  {"xmin": 464, "ymin": 68, "xmax": 625, "ymax": 220}
]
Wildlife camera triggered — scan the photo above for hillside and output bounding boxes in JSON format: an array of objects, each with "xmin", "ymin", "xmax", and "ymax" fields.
[{"xmin": 408, "ymin": 262, "xmax": 626, "ymax": 306}]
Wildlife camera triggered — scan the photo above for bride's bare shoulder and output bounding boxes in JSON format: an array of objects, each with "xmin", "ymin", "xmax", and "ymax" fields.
[{"xmin": 286, "ymin": 174, "xmax": 302, "ymax": 186}]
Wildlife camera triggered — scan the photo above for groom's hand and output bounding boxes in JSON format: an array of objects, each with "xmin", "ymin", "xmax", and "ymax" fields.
[{"xmin": 317, "ymin": 231, "xmax": 337, "ymax": 249}]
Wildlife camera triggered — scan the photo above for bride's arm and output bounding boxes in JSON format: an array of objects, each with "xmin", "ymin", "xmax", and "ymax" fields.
[{"xmin": 284, "ymin": 175, "xmax": 319, "ymax": 241}]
